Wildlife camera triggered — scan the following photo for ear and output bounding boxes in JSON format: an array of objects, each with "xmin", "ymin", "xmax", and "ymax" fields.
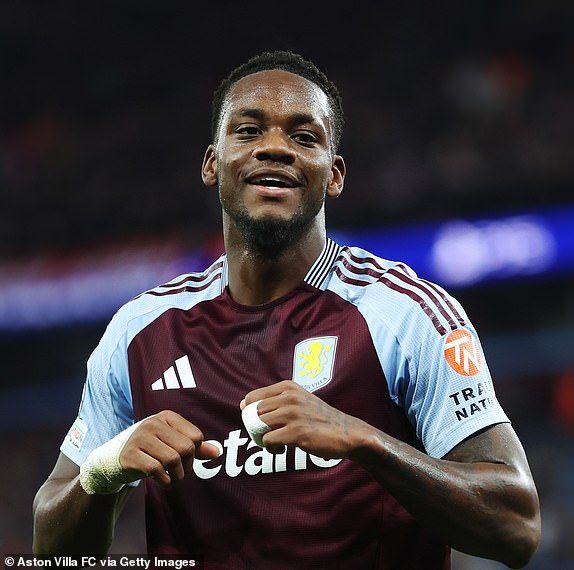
[
  {"xmin": 201, "ymin": 144, "xmax": 218, "ymax": 187},
  {"xmin": 326, "ymin": 155, "xmax": 346, "ymax": 198}
]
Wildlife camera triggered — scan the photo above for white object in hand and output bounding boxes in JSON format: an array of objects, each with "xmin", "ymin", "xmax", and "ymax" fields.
[{"xmin": 241, "ymin": 400, "xmax": 270, "ymax": 447}]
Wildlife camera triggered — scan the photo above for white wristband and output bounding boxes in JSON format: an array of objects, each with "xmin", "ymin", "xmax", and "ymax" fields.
[
  {"xmin": 79, "ymin": 420, "xmax": 143, "ymax": 495},
  {"xmin": 241, "ymin": 400, "xmax": 270, "ymax": 447}
]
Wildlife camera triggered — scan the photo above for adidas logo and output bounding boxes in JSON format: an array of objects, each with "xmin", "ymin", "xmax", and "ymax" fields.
[{"xmin": 152, "ymin": 355, "xmax": 196, "ymax": 390}]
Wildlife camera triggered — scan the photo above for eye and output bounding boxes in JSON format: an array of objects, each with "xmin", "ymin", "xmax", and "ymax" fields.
[
  {"xmin": 234, "ymin": 124, "xmax": 261, "ymax": 137},
  {"xmin": 292, "ymin": 131, "xmax": 319, "ymax": 146}
]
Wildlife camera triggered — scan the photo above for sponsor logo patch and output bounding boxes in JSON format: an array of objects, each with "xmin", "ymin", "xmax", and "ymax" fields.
[
  {"xmin": 293, "ymin": 336, "xmax": 338, "ymax": 392},
  {"xmin": 67, "ymin": 417, "xmax": 88, "ymax": 451},
  {"xmin": 444, "ymin": 329, "xmax": 481, "ymax": 376}
]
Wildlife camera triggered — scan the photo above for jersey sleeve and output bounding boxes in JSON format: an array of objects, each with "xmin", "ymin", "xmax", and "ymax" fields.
[
  {"xmin": 60, "ymin": 310, "xmax": 135, "ymax": 466},
  {"xmin": 390, "ymin": 290, "xmax": 509, "ymax": 458},
  {"xmin": 365, "ymin": 270, "xmax": 510, "ymax": 458}
]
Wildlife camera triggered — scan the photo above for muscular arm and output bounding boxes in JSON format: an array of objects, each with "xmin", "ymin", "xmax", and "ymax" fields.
[
  {"xmin": 33, "ymin": 411, "xmax": 220, "ymax": 555},
  {"xmin": 352, "ymin": 423, "xmax": 540, "ymax": 568},
  {"xmin": 243, "ymin": 381, "xmax": 541, "ymax": 569},
  {"xmin": 33, "ymin": 453, "xmax": 132, "ymax": 555}
]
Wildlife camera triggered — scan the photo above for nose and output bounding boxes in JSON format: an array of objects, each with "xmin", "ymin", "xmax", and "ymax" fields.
[{"xmin": 252, "ymin": 128, "xmax": 296, "ymax": 164}]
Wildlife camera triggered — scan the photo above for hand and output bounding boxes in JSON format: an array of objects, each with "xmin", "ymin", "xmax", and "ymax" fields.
[
  {"xmin": 119, "ymin": 410, "xmax": 221, "ymax": 487},
  {"xmin": 241, "ymin": 381, "xmax": 370, "ymax": 459}
]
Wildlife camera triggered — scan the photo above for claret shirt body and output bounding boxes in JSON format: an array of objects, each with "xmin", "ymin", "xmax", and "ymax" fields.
[{"xmin": 62, "ymin": 239, "xmax": 509, "ymax": 569}]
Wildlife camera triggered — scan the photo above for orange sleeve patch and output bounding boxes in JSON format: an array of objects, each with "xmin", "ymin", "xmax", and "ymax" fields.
[{"xmin": 444, "ymin": 329, "xmax": 481, "ymax": 376}]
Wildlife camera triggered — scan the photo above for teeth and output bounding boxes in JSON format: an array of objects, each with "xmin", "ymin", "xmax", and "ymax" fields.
[{"xmin": 255, "ymin": 177, "xmax": 289, "ymax": 188}]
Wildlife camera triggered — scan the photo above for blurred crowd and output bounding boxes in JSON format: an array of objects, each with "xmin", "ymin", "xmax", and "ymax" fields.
[
  {"xmin": 1, "ymin": 1, "xmax": 573, "ymax": 567},
  {"xmin": 1, "ymin": 2, "xmax": 573, "ymax": 255}
]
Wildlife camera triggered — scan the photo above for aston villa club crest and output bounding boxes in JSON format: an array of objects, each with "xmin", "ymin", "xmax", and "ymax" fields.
[{"xmin": 293, "ymin": 336, "xmax": 338, "ymax": 392}]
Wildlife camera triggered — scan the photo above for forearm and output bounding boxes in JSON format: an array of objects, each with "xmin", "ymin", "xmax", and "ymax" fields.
[
  {"xmin": 242, "ymin": 382, "xmax": 540, "ymax": 566},
  {"xmin": 350, "ymin": 426, "xmax": 540, "ymax": 568},
  {"xmin": 33, "ymin": 476, "xmax": 130, "ymax": 556}
]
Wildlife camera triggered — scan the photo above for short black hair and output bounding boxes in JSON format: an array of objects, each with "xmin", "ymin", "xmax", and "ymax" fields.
[{"xmin": 211, "ymin": 50, "xmax": 344, "ymax": 152}]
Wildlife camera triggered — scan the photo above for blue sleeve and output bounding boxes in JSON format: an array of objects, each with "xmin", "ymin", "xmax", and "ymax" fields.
[
  {"xmin": 387, "ymin": 294, "xmax": 509, "ymax": 458},
  {"xmin": 357, "ymin": 271, "xmax": 509, "ymax": 458},
  {"xmin": 60, "ymin": 311, "xmax": 135, "ymax": 466},
  {"xmin": 400, "ymin": 320, "xmax": 509, "ymax": 458}
]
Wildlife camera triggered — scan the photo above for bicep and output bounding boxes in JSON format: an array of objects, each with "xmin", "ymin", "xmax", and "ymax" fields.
[
  {"xmin": 33, "ymin": 453, "xmax": 81, "ymax": 525},
  {"xmin": 47, "ymin": 452, "xmax": 81, "ymax": 482},
  {"xmin": 443, "ymin": 422, "xmax": 529, "ymax": 470},
  {"xmin": 443, "ymin": 421, "xmax": 541, "ymax": 547}
]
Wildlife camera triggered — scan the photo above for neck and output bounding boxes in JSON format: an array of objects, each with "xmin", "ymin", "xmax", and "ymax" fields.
[{"xmin": 224, "ymin": 224, "xmax": 326, "ymax": 306}]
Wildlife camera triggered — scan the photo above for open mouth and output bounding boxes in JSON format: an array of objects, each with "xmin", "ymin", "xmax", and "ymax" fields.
[
  {"xmin": 252, "ymin": 178, "xmax": 293, "ymax": 188},
  {"xmin": 247, "ymin": 173, "xmax": 299, "ymax": 190}
]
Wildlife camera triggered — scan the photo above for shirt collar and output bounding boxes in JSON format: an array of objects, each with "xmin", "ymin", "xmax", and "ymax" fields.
[
  {"xmin": 303, "ymin": 238, "xmax": 342, "ymax": 290},
  {"xmin": 221, "ymin": 237, "xmax": 342, "ymax": 293}
]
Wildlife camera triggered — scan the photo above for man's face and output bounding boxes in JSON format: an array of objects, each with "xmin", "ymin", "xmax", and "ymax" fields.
[{"xmin": 202, "ymin": 69, "xmax": 344, "ymax": 256}]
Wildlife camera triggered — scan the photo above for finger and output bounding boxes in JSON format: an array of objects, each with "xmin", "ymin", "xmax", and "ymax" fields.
[
  {"xmin": 260, "ymin": 425, "xmax": 309, "ymax": 455},
  {"xmin": 159, "ymin": 410, "xmax": 206, "ymax": 444},
  {"xmin": 136, "ymin": 425, "xmax": 194, "ymax": 475},
  {"xmin": 123, "ymin": 432, "xmax": 190, "ymax": 482},
  {"xmin": 123, "ymin": 432, "xmax": 220, "ymax": 485},
  {"xmin": 242, "ymin": 380, "xmax": 295, "ymax": 407},
  {"xmin": 256, "ymin": 395, "xmax": 304, "ymax": 426},
  {"xmin": 147, "ymin": 411, "xmax": 209, "ymax": 474},
  {"xmin": 262, "ymin": 441, "xmax": 287, "ymax": 455},
  {"xmin": 123, "ymin": 448, "xmax": 173, "ymax": 487},
  {"xmin": 197, "ymin": 441, "xmax": 222, "ymax": 460}
]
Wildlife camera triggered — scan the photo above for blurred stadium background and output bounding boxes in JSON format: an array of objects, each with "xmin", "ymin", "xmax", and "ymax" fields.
[{"xmin": 1, "ymin": 1, "xmax": 573, "ymax": 567}]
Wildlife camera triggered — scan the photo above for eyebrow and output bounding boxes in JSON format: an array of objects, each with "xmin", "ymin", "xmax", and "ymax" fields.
[{"xmin": 235, "ymin": 108, "xmax": 319, "ymax": 126}]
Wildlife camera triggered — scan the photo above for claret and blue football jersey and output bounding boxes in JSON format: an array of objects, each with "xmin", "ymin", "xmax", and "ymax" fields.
[{"xmin": 61, "ymin": 239, "xmax": 509, "ymax": 569}]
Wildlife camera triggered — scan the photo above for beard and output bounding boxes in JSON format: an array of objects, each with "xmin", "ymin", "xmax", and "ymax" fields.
[{"xmin": 225, "ymin": 198, "xmax": 324, "ymax": 260}]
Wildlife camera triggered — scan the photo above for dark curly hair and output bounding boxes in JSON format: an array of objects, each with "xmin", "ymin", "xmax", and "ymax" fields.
[{"xmin": 211, "ymin": 50, "xmax": 344, "ymax": 152}]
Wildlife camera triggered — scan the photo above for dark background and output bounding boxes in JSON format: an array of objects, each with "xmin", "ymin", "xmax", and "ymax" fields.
[{"xmin": 1, "ymin": 1, "xmax": 573, "ymax": 567}]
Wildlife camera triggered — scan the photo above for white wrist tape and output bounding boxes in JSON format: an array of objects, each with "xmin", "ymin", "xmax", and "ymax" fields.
[
  {"xmin": 241, "ymin": 400, "xmax": 271, "ymax": 447},
  {"xmin": 79, "ymin": 421, "xmax": 143, "ymax": 495}
]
